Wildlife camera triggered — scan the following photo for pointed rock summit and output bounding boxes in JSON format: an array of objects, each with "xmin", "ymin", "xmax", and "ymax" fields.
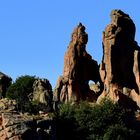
[
  {"xmin": 98, "ymin": 9, "xmax": 140, "ymax": 109},
  {"xmin": 54, "ymin": 23, "xmax": 100, "ymax": 103}
]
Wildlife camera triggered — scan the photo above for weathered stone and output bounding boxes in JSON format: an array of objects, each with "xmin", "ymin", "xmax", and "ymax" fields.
[
  {"xmin": 0, "ymin": 112, "xmax": 28, "ymax": 140},
  {"xmin": 0, "ymin": 72, "xmax": 12, "ymax": 98},
  {"xmin": 54, "ymin": 23, "xmax": 100, "ymax": 103},
  {"xmin": 29, "ymin": 79, "xmax": 53, "ymax": 112},
  {"xmin": 0, "ymin": 98, "xmax": 16, "ymax": 112},
  {"xmin": 0, "ymin": 111, "xmax": 55, "ymax": 140},
  {"xmin": 97, "ymin": 9, "xmax": 140, "ymax": 110}
]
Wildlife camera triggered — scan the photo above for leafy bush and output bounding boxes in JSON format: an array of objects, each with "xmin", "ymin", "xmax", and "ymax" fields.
[
  {"xmin": 54, "ymin": 103, "xmax": 78, "ymax": 140},
  {"xmin": 103, "ymin": 124, "xmax": 135, "ymax": 140},
  {"xmin": 55, "ymin": 99, "xmax": 137, "ymax": 140},
  {"xmin": 6, "ymin": 75, "xmax": 36, "ymax": 112}
]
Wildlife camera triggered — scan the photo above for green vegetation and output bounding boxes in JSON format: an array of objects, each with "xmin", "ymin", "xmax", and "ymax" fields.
[
  {"xmin": 5, "ymin": 75, "xmax": 53, "ymax": 113},
  {"xmin": 3, "ymin": 75, "xmax": 140, "ymax": 139},
  {"xmin": 55, "ymin": 99, "xmax": 137, "ymax": 140},
  {"xmin": 6, "ymin": 75, "xmax": 36, "ymax": 113}
]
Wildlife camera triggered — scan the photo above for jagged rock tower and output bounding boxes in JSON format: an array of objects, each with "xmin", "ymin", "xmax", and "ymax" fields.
[
  {"xmin": 54, "ymin": 23, "xmax": 100, "ymax": 103},
  {"xmin": 98, "ymin": 9, "xmax": 140, "ymax": 109}
]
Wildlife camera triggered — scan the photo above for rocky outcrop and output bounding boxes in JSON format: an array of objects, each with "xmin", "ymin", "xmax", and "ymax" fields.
[
  {"xmin": 0, "ymin": 98, "xmax": 55, "ymax": 140},
  {"xmin": 98, "ymin": 9, "xmax": 140, "ymax": 110},
  {"xmin": 0, "ymin": 98, "xmax": 16, "ymax": 112},
  {"xmin": 0, "ymin": 72, "xmax": 12, "ymax": 98},
  {"xmin": 29, "ymin": 79, "xmax": 53, "ymax": 112},
  {"xmin": 0, "ymin": 112, "xmax": 27, "ymax": 140},
  {"xmin": 54, "ymin": 23, "xmax": 100, "ymax": 103},
  {"xmin": 0, "ymin": 112, "xmax": 55, "ymax": 140}
]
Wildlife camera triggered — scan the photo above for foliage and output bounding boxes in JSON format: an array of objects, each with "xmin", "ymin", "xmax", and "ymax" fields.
[
  {"xmin": 6, "ymin": 75, "xmax": 36, "ymax": 112},
  {"xmin": 103, "ymin": 124, "xmax": 135, "ymax": 140},
  {"xmin": 55, "ymin": 99, "xmax": 137, "ymax": 140},
  {"xmin": 55, "ymin": 103, "xmax": 80, "ymax": 140}
]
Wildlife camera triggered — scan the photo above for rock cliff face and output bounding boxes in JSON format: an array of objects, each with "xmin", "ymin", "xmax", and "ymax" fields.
[
  {"xmin": 0, "ymin": 72, "xmax": 12, "ymax": 98},
  {"xmin": 98, "ymin": 9, "xmax": 140, "ymax": 109},
  {"xmin": 54, "ymin": 23, "xmax": 100, "ymax": 103}
]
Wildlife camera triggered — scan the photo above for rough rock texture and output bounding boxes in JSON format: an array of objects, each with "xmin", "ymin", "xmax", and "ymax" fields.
[
  {"xmin": 0, "ymin": 72, "xmax": 12, "ymax": 98},
  {"xmin": 54, "ymin": 23, "xmax": 100, "ymax": 103},
  {"xmin": 89, "ymin": 83, "xmax": 101, "ymax": 95},
  {"xmin": 0, "ymin": 99, "xmax": 55, "ymax": 140},
  {"xmin": 29, "ymin": 79, "xmax": 53, "ymax": 112},
  {"xmin": 0, "ymin": 98, "xmax": 16, "ymax": 112},
  {"xmin": 0, "ymin": 112, "xmax": 27, "ymax": 140},
  {"xmin": 98, "ymin": 9, "xmax": 140, "ymax": 110},
  {"xmin": 0, "ymin": 112, "xmax": 55, "ymax": 140}
]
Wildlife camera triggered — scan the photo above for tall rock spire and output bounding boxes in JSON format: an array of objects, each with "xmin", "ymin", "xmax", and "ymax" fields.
[
  {"xmin": 54, "ymin": 23, "xmax": 100, "ymax": 103},
  {"xmin": 98, "ymin": 9, "xmax": 140, "ymax": 110}
]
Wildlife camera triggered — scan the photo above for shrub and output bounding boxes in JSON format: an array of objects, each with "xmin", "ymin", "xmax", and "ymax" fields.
[
  {"xmin": 103, "ymin": 124, "xmax": 135, "ymax": 140},
  {"xmin": 55, "ymin": 99, "xmax": 137, "ymax": 140},
  {"xmin": 55, "ymin": 103, "xmax": 82, "ymax": 140}
]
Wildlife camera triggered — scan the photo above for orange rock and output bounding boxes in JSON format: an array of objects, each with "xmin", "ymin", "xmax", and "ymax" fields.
[
  {"xmin": 98, "ymin": 9, "xmax": 140, "ymax": 110},
  {"xmin": 54, "ymin": 23, "xmax": 100, "ymax": 103}
]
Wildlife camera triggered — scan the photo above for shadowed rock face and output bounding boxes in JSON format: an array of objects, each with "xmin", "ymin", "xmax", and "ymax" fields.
[
  {"xmin": 54, "ymin": 23, "xmax": 100, "ymax": 103},
  {"xmin": 98, "ymin": 9, "xmax": 140, "ymax": 110},
  {"xmin": 0, "ymin": 72, "xmax": 12, "ymax": 98}
]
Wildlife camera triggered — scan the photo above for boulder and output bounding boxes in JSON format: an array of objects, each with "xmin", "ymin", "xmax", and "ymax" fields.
[
  {"xmin": 0, "ymin": 72, "xmax": 12, "ymax": 98},
  {"xmin": 29, "ymin": 79, "xmax": 53, "ymax": 112},
  {"xmin": 54, "ymin": 23, "xmax": 100, "ymax": 103},
  {"xmin": 97, "ymin": 9, "xmax": 140, "ymax": 110}
]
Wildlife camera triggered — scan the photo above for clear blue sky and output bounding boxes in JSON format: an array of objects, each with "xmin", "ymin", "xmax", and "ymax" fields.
[{"xmin": 0, "ymin": 1, "xmax": 140, "ymax": 88}]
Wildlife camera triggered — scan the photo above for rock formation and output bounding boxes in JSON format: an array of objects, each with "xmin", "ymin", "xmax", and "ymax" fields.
[
  {"xmin": 0, "ymin": 111, "xmax": 54, "ymax": 140},
  {"xmin": 1, "ymin": 9, "xmax": 140, "ymax": 139},
  {"xmin": 29, "ymin": 79, "xmax": 53, "ymax": 112},
  {"xmin": 54, "ymin": 23, "xmax": 100, "ymax": 103},
  {"xmin": 98, "ymin": 9, "xmax": 140, "ymax": 110},
  {"xmin": 0, "ymin": 98, "xmax": 55, "ymax": 140},
  {"xmin": 0, "ymin": 98, "xmax": 16, "ymax": 112},
  {"xmin": 0, "ymin": 72, "xmax": 12, "ymax": 98}
]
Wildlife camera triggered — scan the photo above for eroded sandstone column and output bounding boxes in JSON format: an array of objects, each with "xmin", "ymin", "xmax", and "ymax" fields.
[
  {"xmin": 98, "ymin": 9, "xmax": 140, "ymax": 110},
  {"xmin": 54, "ymin": 23, "xmax": 100, "ymax": 103}
]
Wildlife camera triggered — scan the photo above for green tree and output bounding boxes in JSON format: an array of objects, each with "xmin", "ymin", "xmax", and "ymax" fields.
[{"xmin": 6, "ymin": 75, "xmax": 36, "ymax": 112}]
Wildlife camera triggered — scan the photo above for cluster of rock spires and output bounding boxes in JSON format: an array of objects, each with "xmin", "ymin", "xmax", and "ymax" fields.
[
  {"xmin": 1, "ymin": 9, "xmax": 140, "ymax": 139},
  {"xmin": 54, "ymin": 9, "xmax": 140, "ymax": 111}
]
